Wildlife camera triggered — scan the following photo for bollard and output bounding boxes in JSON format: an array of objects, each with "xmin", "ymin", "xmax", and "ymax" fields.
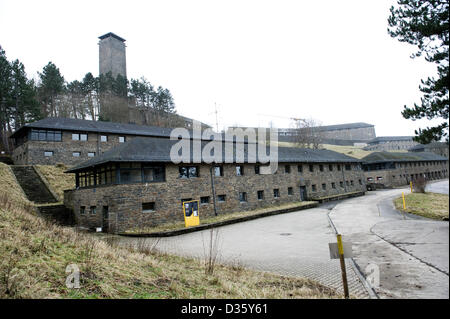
[
  {"xmin": 337, "ymin": 234, "xmax": 349, "ymax": 299},
  {"xmin": 410, "ymin": 181, "xmax": 413, "ymax": 193}
]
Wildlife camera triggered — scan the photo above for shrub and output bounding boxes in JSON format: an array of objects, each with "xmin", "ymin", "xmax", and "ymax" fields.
[{"xmin": 412, "ymin": 175, "xmax": 428, "ymax": 193}]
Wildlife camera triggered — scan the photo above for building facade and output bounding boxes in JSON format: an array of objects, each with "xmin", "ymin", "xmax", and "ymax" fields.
[
  {"xmin": 409, "ymin": 142, "xmax": 449, "ymax": 158},
  {"xmin": 364, "ymin": 136, "xmax": 418, "ymax": 151},
  {"xmin": 10, "ymin": 118, "xmax": 174, "ymax": 166},
  {"xmin": 362, "ymin": 152, "xmax": 448, "ymax": 188},
  {"xmin": 64, "ymin": 137, "xmax": 366, "ymax": 233}
]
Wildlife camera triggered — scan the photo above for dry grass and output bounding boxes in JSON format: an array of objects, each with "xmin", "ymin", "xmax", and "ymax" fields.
[
  {"xmin": 123, "ymin": 201, "xmax": 316, "ymax": 234},
  {"xmin": 277, "ymin": 142, "xmax": 407, "ymax": 159},
  {"xmin": 0, "ymin": 163, "xmax": 339, "ymax": 299},
  {"xmin": 35, "ymin": 164, "xmax": 76, "ymax": 201},
  {"xmin": 394, "ymin": 192, "xmax": 449, "ymax": 220}
]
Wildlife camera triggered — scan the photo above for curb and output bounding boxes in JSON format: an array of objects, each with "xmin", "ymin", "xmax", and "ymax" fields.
[
  {"xmin": 119, "ymin": 202, "xmax": 319, "ymax": 237},
  {"xmin": 326, "ymin": 210, "xmax": 379, "ymax": 299}
]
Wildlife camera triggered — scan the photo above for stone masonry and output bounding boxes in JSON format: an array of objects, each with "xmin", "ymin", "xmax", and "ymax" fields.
[{"xmin": 64, "ymin": 162, "xmax": 366, "ymax": 233}]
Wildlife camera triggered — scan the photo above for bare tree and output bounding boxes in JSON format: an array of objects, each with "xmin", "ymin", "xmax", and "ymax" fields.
[{"xmin": 291, "ymin": 118, "xmax": 323, "ymax": 149}]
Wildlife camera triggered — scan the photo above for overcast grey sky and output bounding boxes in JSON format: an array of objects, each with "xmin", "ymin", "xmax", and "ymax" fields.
[{"xmin": 0, "ymin": 0, "xmax": 442, "ymax": 136}]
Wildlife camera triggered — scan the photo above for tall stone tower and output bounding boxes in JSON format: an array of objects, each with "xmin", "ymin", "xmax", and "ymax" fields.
[{"xmin": 98, "ymin": 32, "xmax": 127, "ymax": 78}]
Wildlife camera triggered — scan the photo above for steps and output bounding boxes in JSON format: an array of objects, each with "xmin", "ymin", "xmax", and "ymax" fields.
[
  {"xmin": 37, "ymin": 204, "xmax": 75, "ymax": 226},
  {"xmin": 10, "ymin": 166, "xmax": 58, "ymax": 204}
]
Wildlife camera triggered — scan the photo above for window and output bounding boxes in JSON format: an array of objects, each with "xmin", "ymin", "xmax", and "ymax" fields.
[
  {"xmin": 179, "ymin": 166, "xmax": 199, "ymax": 178},
  {"xmin": 72, "ymin": 152, "xmax": 81, "ymax": 157},
  {"xmin": 257, "ymin": 190, "xmax": 264, "ymax": 200},
  {"xmin": 345, "ymin": 164, "xmax": 351, "ymax": 171},
  {"xmin": 120, "ymin": 163, "xmax": 142, "ymax": 183},
  {"xmin": 80, "ymin": 206, "xmax": 86, "ymax": 215},
  {"xmin": 88, "ymin": 152, "xmax": 95, "ymax": 157},
  {"xmin": 350, "ymin": 180, "xmax": 354, "ymax": 186},
  {"xmin": 101, "ymin": 135, "xmax": 108, "ymax": 142},
  {"xmin": 119, "ymin": 136, "xmax": 126, "ymax": 143},
  {"xmin": 44, "ymin": 151, "xmax": 53, "ymax": 157},
  {"xmin": 236, "ymin": 165, "xmax": 244, "ymax": 176},
  {"xmin": 273, "ymin": 189, "xmax": 280, "ymax": 198},
  {"xmin": 214, "ymin": 166, "xmax": 223, "ymax": 177},
  {"xmin": 285, "ymin": 165, "xmax": 291, "ymax": 174},
  {"xmin": 329, "ymin": 164, "xmax": 333, "ymax": 171},
  {"xmin": 337, "ymin": 164, "xmax": 341, "ymax": 171},
  {"xmin": 322, "ymin": 183, "xmax": 326, "ymax": 190},
  {"xmin": 143, "ymin": 166, "xmax": 165, "ymax": 182},
  {"xmin": 30, "ymin": 129, "xmax": 61, "ymax": 142},
  {"xmin": 309, "ymin": 165, "xmax": 314, "ymax": 172},
  {"xmin": 200, "ymin": 196, "xmax": 210, "ymax": 205},
  {"xmin": 142, "ymin": 202, "xmax": 155, "ymax": 212},
  {"xmin": 255, "ymin": 165, "xmax": 260, "ymax": 175},
  {"xmin": 239, "ymin": 192, "xmax": 247, "ymax": 202},
  {"xmin": 311, "ymin": 184, "xmax": 317, "ymax": 192},
  {"xmin": 72, "ymin": 133, "xmax": 87, "ymax": 141},
  {"xmin": 288, "ymin": 187, "xmax": 293, "ymax": 195},
  {"xmin": 332, "ymin": 182, "xmax": 336, "ymax": 189},
  {"xmin": 359, "ymin": 179, "xmax": 362, "ymax": 185},
  {"xmin": 297, "ymin": 165, "xmax": 303, "ymax": 173},
  {"xmin": 217, "ymin": 194, "xmax": 226, "ymax": 202},
  {"xmin": 340, "ymin": 181, "xmax": 344, "ymax": 187},
  {"xmin": 90, "ymin": 206, "xmax": 96, "ymax": 215},
  {"xmin": 319, "ymin": 165, "xmax": 324, "ymax": 172},
  {"xmin": 376, "ymin": 177, "xmax": 383, "ymax": 181}
]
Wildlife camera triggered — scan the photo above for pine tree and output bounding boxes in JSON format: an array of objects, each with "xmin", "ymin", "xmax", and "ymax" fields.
[{"xmin": 388, "ymin": 0, "xmax": 449, "ymax": 143}]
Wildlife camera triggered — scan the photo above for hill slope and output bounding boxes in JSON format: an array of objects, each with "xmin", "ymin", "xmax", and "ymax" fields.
[{"xmin": 0, "ymin": 163, "xmax": 339, "ymax": 299}]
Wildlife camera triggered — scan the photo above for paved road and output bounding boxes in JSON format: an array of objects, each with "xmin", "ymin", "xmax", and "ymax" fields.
[
  {"xmin": 426, "ymin": 179, "xmax": 449, "ymax": 194},
  {"xmin": 120, "ymin": 206, "xmax": 369, "ymax": 298},
  {"xmin": 329, "ymin": 183, "xmax": 449, "ymax": 299},
  {"xmin": 118, "ymin": 180, "xmax": 448, "ymax": 298}
]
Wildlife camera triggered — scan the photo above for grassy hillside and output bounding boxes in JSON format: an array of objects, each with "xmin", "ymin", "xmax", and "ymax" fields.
[
  {"xmin": 35, "ymin": 164, "xmax": 75, "ymax": 201},
  {"xmin": 0, "ymin": 163, "xmax": 339, "ymax": 299},
  {"xmin": 278, "ymin": 142, "xmax": 407, "ymax": 159}
]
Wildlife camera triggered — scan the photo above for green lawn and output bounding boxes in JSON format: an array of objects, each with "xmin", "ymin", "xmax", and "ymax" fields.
[{"xmin": 394, "ymin": 192, "xmax": 449, "ymax": 220}]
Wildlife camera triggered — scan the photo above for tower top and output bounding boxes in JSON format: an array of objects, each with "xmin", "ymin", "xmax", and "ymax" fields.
[{"xmin": 98, "ymin": 32, "xmax": 126, "ymax": 42}]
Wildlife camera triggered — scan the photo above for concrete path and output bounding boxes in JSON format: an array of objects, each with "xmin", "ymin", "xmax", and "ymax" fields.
[
  {"xmin": 328, "ymin": 182, "xmax": 449, "ymax": 299},
  {"xmin": 120, "ymin": 206, "xmax": 369, "ymax": 298},
  {"xmin": 426, "ymin": 179, "xmax": 449, "ymax": 194}
]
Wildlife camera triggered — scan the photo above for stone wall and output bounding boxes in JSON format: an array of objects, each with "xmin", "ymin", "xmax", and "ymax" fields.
[
  {"xmin": 321, "ymin": 126, "xmax": 376, "ymax": 141},
  {"xmin": 364, "ymin": 160, "xmax": 448, "ymax": 187},
  {"xmin": 64, "ymin": 162, "xmax": 366, "ymax": 232},
  {"xmin": 99, "ymin": 36, "xmax": 126, "ymax": 78},
  {"xmin": 12, "ymin": 131, "xmax": 138, "ymax": 166},
  {"xmin": 364, "ymin": 140, "xmax": 418, "ymax": 151}
]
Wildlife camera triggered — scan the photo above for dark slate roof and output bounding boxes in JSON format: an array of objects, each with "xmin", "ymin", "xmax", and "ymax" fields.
[
  {"xmin": 361, "ymin": 151, "xmax": 447, "ymax": 164},
  {"xmin": 98, "ymin": 32, "xmax": 126, "ymax": 42},
  {"xmin": 66, "ymin": 137, "xmax": 362, "ymax": 172},
  {"xmin": 367, "ymin": 136, "xmax": 414, "ymax": 144},
  {"xmin": 409, "ymin": 142, "xmax": 449, "ymax": 151},
  {"xmin": 10, "ymin": 117, "xmax": 173, "ymax": 139}
]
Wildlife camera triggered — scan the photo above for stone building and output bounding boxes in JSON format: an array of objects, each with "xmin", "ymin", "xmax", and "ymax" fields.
[
  {"xmin": 362, "ymin": 151, "xmax": 448, "ymax": 188},
  {"xmin": 363, "ymin": 136, "xmax": 418, "ymax": 151},
  {"xmin": 99, "ymin": 32, "xmax": 127, "ymax": 78},
  {"xmin": 10, "ymin": 117, "xmax": 174, "ymax": 165},
  {"xmin": 63, "ymin": 137, "xmax": 366, "ymax": 233},
  {"xmin": 409, "ymin": 142, "xmax": 449, "ymax": 158},
  {"xmin": 233, "ymin": 122, "xmax": 376, "ymax": 146}
]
